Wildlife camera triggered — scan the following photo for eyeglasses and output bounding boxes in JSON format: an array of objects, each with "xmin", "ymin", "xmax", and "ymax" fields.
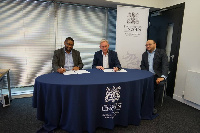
[
  {"xmin": 100, "ymin": 44, "xmax": 109, "ymax": 48},
  {"xmin": 145, "ymin": 44, "xmax": 153, "ymax": 47},
  {"xmin": 65, "ymin": 43, "xmax": 74, "ymax": 46},
  {"xmin": 100, "ymin": 45, "xmax": 108, "ymax": 48}
]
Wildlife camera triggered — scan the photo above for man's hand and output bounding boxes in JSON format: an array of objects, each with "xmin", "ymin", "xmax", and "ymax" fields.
[
  {"xmin": 57, "ymin": 68, "xmax": 66, "ymax": 74},
  {"xmin": 113, "ymin": 67, "xmax": 119, "ymax": 72},
  {"xmin": 156, "ymin": 77, "xmax": 165, "ymax": 84},
  {"xmin": 96, "ymin": 66, "xmax": 104, "ymax": 70},
  {"xmin": 72, "ymin": 66, "xmax": 80, "ymax": 70}
]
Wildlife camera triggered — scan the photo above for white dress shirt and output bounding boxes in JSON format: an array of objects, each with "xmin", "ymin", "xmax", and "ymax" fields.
[{"xmin": 102, "ymin": 52, "xmax": 109, "ymax": 68}]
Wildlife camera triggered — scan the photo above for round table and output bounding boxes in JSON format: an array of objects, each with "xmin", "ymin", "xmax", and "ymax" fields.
[{"xmin": 33, "ymin": 69, "xmax": 155, "ymax": 133}]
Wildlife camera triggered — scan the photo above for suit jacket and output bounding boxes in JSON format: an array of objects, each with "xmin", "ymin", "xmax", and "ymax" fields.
[
  {"xmin": 52, "ymin": 47, "xmax": 83, "ymax": 72},
  {"xmin": 140, "ymin": 49, "xmax": 168, "ymax": 77},
  {"xmin": 92, "ymin": 50, "xmax": 121, "ymax": 69}
]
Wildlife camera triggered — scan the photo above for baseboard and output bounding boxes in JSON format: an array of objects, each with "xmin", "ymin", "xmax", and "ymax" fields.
[
  {"xmin": 173, "ymin": 94, "xmax": 200, "ymax": 110},
  {"xmin": 12, "ymin": 94, "xmax": 33, "ymax": 99},
  {"xmin": 11, "ymin": 90, "xmax": 33, "ymax": 99}
]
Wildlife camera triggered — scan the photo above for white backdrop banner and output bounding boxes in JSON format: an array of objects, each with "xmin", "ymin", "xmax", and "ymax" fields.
[{"xmin": 116, "ymin": 5, "xmax": 149, "ymax": 69}]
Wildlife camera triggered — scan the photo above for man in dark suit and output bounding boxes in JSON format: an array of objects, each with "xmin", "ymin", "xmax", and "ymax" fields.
[
  {"xmin": 140, "ymin": 39, "xmax": 168, "ymax": 113},
  {"xmin": 92, "ymin": 39, "xmax": 121, "ymax": 72},
  {"xmin": 52, "ymin": 37, "xmax": 83, "ymax": 74}
]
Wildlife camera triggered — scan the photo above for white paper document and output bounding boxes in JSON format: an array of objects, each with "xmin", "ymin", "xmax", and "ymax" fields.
[
  {"xmin": 63, "ymin": 71, "xmax": 77, "ymax": 75},
  {"xmin": 63, "ymin": 70, "xmax": 90, "ymax": 75},
  {"xmin": 75, "ymin": 70, "xmax": 90, "ymax": 74},
  {"xmin": 117, "ymin": 69, "xmax": 127, "ymax": 72},
  {"xmin": 103, "ymin": 69, "xmax": 127, "ymax": 72}
]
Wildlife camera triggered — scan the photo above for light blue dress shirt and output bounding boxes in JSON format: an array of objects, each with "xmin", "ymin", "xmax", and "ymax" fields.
[
  {"xmin": 147, "ymin": 50, "xmax": 155, "ymax": 74},
  {"xmin": 64, "ymin": 50, "xmax": 74, "ymax": 71}
]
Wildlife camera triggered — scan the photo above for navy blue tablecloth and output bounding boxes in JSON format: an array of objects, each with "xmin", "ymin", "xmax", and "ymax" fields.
[{"xmin": 33, "ymin": 69, "xmax": 155, "ymax": 133}]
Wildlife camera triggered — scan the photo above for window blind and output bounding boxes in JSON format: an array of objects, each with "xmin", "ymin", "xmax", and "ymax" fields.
[
  {"xmin": 0, "ymin": 0, "xmax": 55, "ymax": 87},
  {"xmin": 0, "ymin": 0, "xmax": 117, "ymax": 87},
  {"xmin": 56, "ymin": 3, "xmax": 107, "ymax": 69}
]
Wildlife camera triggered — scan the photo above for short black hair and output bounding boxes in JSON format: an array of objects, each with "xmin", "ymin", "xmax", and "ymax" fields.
[
  {"xmin": 148, "ymin": 39, "xmax": 156, "ymax": 44},
  {"xmin": 65, "ymin": 37, "xmax": 74, "ymax": 43}
]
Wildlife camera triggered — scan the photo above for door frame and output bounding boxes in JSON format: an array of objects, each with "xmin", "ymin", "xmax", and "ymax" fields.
[{"xmin": 148, "ymin": 3, "xmax": 185, "ymax": 97}]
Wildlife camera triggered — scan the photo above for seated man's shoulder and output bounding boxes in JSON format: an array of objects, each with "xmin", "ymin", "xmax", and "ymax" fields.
[
  {"xmin": 54, "ymin": 47, "xmax": 64, "ymax": 53},
  {"xmin": 72, "ymin": 49, "xmax": 80, "ymax": 53},
  {"xmin": 94, "ymin": 50, "xmax": 102, "ymax": 54},
  {"xmin": 109, "ymin": 50, "xmax": 118, "ymax": 54},
  {"xmin": 157, "ymin": 49, "xmax": 167, "ymax": 55}
]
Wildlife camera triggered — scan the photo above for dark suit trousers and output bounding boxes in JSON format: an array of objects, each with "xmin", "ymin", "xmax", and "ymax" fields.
[{"xmin": 154, "ymin": 75, "xmax": 165, "ymax": 108}]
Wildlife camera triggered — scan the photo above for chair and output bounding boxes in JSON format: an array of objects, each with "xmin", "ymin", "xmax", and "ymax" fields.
[
  {"xmin": 0, "ymin": 69, "xmax": 11, "ymax": 107},
  {"xmin": 161, "ymin": 80, "xmax": 167, "ymax": 106}
]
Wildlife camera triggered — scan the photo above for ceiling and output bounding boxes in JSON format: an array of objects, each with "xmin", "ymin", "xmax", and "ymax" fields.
[{"xmin": 46, "ymin": 0, "xmax": 159, "ymax": 11}]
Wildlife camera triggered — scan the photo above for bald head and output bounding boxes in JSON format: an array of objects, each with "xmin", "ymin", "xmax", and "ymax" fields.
[{"xmin": 145, "ymin": 40, "xmax": 156, "ymax": 53}]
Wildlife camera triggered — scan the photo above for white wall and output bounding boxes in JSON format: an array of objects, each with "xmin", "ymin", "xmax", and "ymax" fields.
[{"xmin": 162, "ymin": 0, "xmax": 200, "ymax": 110}]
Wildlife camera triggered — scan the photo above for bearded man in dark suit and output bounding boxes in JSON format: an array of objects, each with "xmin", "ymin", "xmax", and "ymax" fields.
[
  {"xmin": 140, "ymin": 39, "xmax": 169, "ymax": 114},
  {"xmin": 52, "ymin": 37, "xmax": 83, "ymax": 73}
]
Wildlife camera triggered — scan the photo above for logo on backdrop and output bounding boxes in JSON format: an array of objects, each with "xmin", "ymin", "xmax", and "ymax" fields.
[
  {"xmin": 127, "ymin": 12, "xmax": 139, "ymax": 24},
  {"xmin": 122, "ymin": 51, "xmax": 140, "ymax": 69},
  {"xmin": 124, "ymin": 12, "xmax": 141, "ymax": 37},
  {"xmin": 102, "ymin": 86, "xmax": 122, "ymax": 119}
]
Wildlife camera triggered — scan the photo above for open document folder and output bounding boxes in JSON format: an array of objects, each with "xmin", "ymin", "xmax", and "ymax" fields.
[
  {"xmin": 63, "ymin": 70, "xmax": 90, "ymax": 75},
  {"xmin": 103, "ymin": 69, "xmax": 127, "ymax": 72}
]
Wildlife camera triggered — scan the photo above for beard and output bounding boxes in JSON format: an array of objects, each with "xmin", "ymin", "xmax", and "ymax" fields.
[{"xmin": 65, "ymin": 46, "xmax": 72, "ymax": 53}]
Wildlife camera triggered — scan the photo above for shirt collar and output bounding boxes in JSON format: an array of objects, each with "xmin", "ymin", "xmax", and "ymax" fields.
[
  {"xmin": 147, "ymin": 48, "xmax": 156, "ymax": 54},
  {"xmin": 64, "ymin": 48, "xmax": 72, "ymax": 54},
  {"xmin": 102, "ymin": 50, "xmax": 109, "ymax": 56}
]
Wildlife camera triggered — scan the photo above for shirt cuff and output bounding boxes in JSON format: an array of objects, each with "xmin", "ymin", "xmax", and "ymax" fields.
[{"xmin": 161, "ymin": 75, "xmax": 167, "ymax": 80}]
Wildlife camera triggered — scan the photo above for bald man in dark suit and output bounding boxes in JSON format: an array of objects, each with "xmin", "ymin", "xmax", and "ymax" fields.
[{"xmin": 140, "ymin": 40, "xmax": 168, "ymax": 114}]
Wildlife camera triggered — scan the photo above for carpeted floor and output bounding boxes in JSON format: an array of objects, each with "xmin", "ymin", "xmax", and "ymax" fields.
[{"xmin": 0, "ymin": 96, "xmax": 200, "ymax": 133}]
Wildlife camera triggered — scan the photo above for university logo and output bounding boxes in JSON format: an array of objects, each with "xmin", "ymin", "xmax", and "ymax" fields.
[
  {"xmin": 102, "ymin": 86, "xmax": 122, "ymax": 119},
  {"xmin": 127, "ymin": 12, "xmax": 139, "ymax": 24},
  {"xmin": 124, "ymin": 12, "xmax": 141, "ymax": 37}
]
